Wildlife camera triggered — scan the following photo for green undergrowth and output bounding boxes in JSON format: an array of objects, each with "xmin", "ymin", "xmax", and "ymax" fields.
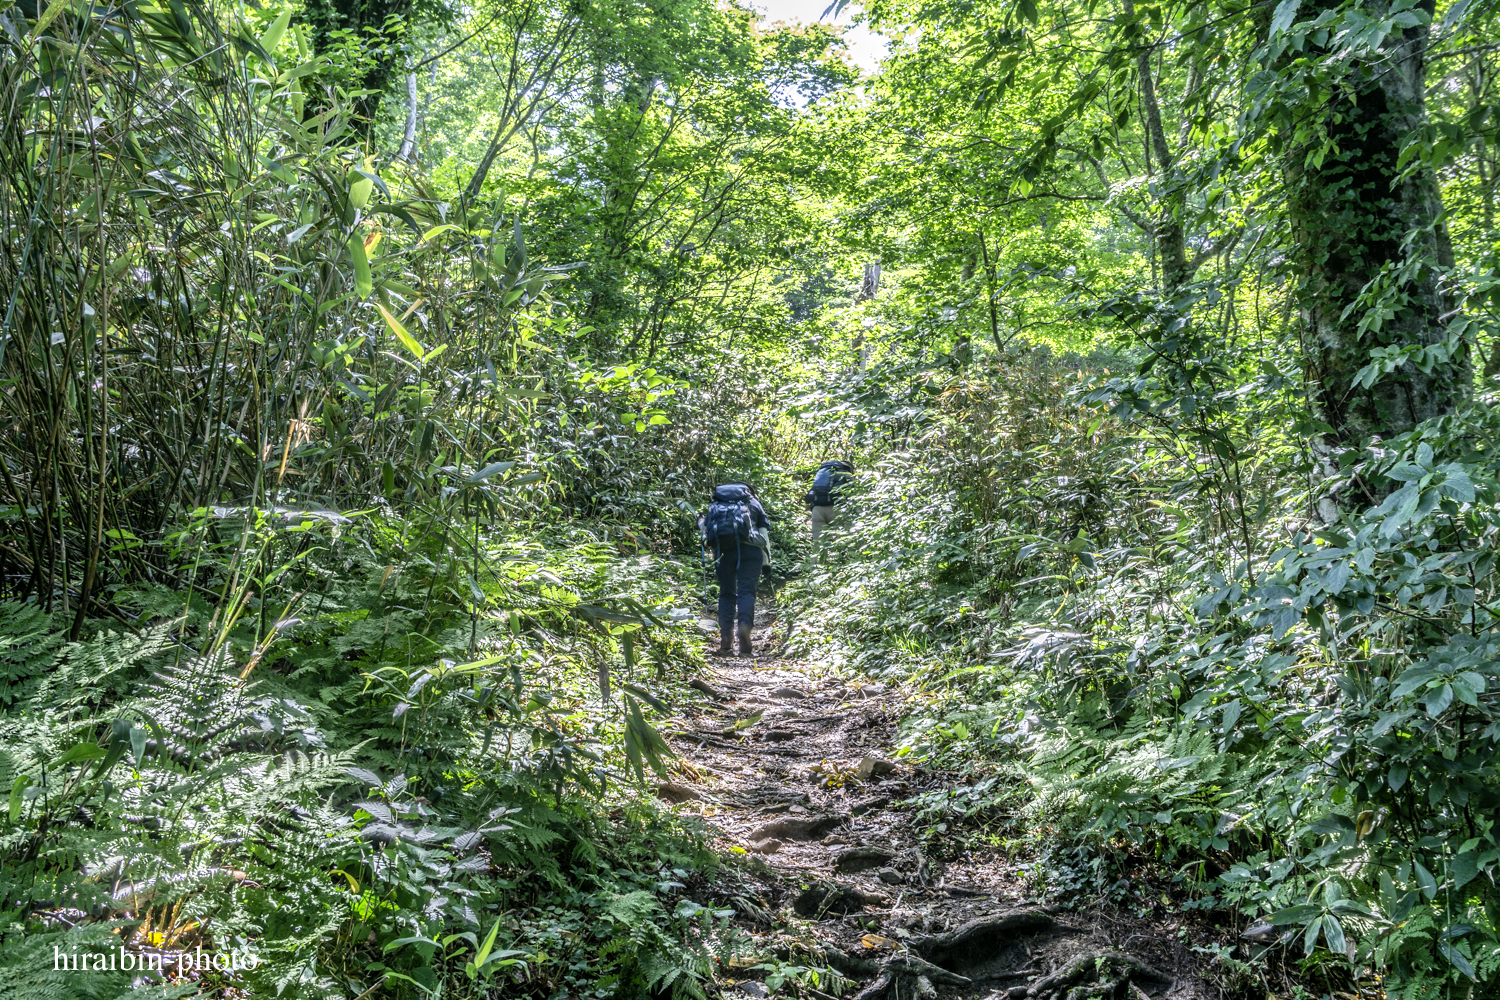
[
  {"xmin": 780, "ymin": 354, "xmax": 1500, "ymax": 999},
  {"xmin": 0, "ymin": 508, "xmax": 742, "ymax": 1000}
]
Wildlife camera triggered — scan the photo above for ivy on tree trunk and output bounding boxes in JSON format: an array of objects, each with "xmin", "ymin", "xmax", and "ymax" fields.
[
  {"xmin": 1286, "ymin": 2, "xmax": 1470, "ymax": 511},
  {"xmin": 302, "ymin": 0, "xmax": 423, "ymax": 133}
]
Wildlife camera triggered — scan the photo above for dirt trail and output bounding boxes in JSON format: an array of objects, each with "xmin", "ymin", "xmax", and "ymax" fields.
[{"xmin": 658, "ymin": 605, "xmax": 1216, "ymax": 1000}]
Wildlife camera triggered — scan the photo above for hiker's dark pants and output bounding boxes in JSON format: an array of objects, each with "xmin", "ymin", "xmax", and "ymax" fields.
[{"xmin": 713, "ymin": 541, "xmax": 763, "ymax": 636}]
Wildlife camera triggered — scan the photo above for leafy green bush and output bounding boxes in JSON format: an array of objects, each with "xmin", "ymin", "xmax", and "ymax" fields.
[
  {"xmin": 783, "ymin": 346, "xmax": 1500, "ymax": 996},
  {"xmin": 0, "ymin": 498, "xmax": 743, "ymax": 998}
]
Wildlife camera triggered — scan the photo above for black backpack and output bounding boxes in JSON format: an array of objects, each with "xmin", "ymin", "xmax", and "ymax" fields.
[
  {"xmin": 809, "ymin": 461, "xmax": 853, "ymax": 507},
  {"xmin": 703, "ymin": 484, "xmax": 755, "ymax": 545}
]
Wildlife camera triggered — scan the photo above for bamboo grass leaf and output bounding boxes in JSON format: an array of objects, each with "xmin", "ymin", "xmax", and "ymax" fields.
[
  {"xmin": 377, "ymin": 303, "xmax": 424, "ymax": 360},
  {"xmin": 349, "ymin": 232, "xmax": 373, "ymax": 298}
]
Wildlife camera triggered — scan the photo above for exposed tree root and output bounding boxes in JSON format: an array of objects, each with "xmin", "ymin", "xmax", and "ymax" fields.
[
  {"xmin": 847, "ymin": 953, "xmax": 971, "ymax": 999},
  {"xmin": 1023, "ymin": 950, "xmax": 1171, "ymax": 1000},
  {"xmin": 908, "ymin": 909, "xmax": 1056, "ymax": 971}
]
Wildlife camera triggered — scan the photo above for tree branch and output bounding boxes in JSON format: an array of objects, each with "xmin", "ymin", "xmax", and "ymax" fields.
[{"xmin": 409, "ymin": 11, "xmax": 505, "ymax": 72}]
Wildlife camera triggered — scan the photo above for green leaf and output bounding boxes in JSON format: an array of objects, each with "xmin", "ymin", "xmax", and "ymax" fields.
[
  {"xmin": 1437, "ymin": 467, "xmax": 1475, "ymax": 501},
  {"xmin": 1441, "ymin": 0, "xmax": 1473, "ymax": 33},
  {"xmin": 377, "ymin": 303, "xmax": 424, "ymax": 361},
  {"xmin": 1268, "ymin": 903, "xmax": 1321, "ymax": 926},
  {"xmin": 622, "ymin": 682, "xmax": 668, "ymax": 714},
  {"xmin": 1374, "ymin": 482, "xmax": 1416, "ymax": 516},
  {"xmin": 421, "ymin": 223, "xmax": 465, "ymax": 242},
  {"xmin": 1322, "ymin": 914, "xmax": 1346, "ymax": 956},
  {"xmin": 468, "ymin": 461, "xmax": 515, "ymax": 483},
  {"xmin": 1156, "ymin": 755, "xmax": 1202, "ymax": 770},
  {"xmin": 348, "ymin": 170, "xmax": 376, "ymax": 210},
  {"xmin": 1415, "ymin": 860, "xmax": 1438, "ymax": 899},
  {"xmin": 1379, "ymin": 871, "xmax": 1398, "ymax": 909},
  {"xmin": 1425, "ymin": 683, "xmax": 1453, "ymax": 718},
  {"xmin": 1329, "ymin": 899, "xmax": 1376, "ymax": 919},
  {"xmin": 1439, "ymin": 940, "xmax": 1476, "ymax": 980},
  {"xmin": 57, "ymin": 742, "xmax": 107, "ymax": 765},
  {"xmin": 1452, "ymin": 851, "xmax": 1480, "ymax": 890},
  {"xmin": 512, "ymin": 217, "xmax": 527, "ymax": 269},
  {"xmin": 1453, "ymin": 672, "xmax": 1483, "ymax": 707},
  {"xmin": 625, "ymin": 698, "xmax": 671, "ymax": 777},
  {"xmin": 349, "ymin": 233, "xmax": 372, "ymax": 299},
  {"xmin": 29, "ymin": 0, "xmax": 73, "ymax": 38},
  {"xmin": 731, "ymin": 710, "xmax": 764, "ymax": 732},
  {"xmin": 8, "ymin": 775, "xmax": 32, "ymax": 822},
  {"xmin": 1270, "ymin": 0, "xmax": 1301, "ymax": 36},
  {"xmin": 384, "ymin": 934, "xmax": 440, "ymax": 955},
  {"xmin": 276, "ymin": 60, "xmax": 324, "ymax": 86},
  {"xmin": 473, "ymin": 917, "xmax": 501, "ymax": 974},
  {"xmin": 1373, "ymin": 711, "xmax": 1410, "ymax": 736},
  {"xmin": 622, "ymin": 706, "xmax": 645, "ymax": 781},
  {"xmin": 1392, "ymin": 664, "xmax": 1439, "ymax": 697},
  {"xmin": 258, "ymin": 7, "xmax": 293, "ymax": 54}
]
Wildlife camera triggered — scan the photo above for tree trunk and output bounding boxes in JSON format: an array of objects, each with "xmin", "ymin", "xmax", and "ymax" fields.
[
  {"xmin": 953, "ymin": 251, "xmax": 976, "ymax": 365},
  {"xmin": 301, "ymin": 0, "xmax": 414, "ymax": 135},
  {"xmin": 396, "ymin": 58, "xmax": 418, "ymax": 162},
  {"xmin": 976, "ymin": 232, "xmax": 1002, "ymax": 353},
  {"xmin": 1287, "ymin": 2, "xmax": 1468, "ymax": 514},
  {"xmin": 1121, "ymin": 0, "xmax": 1189, "ymax": 295}
]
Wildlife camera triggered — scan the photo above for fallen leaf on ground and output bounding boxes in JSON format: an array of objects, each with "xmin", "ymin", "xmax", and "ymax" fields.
[{"xmin": 730, "ymin": 710, "xmax": 764, "ymax": 731}]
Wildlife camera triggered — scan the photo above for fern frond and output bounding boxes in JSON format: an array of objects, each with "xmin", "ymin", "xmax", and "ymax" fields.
[{"xmin": 0, "ymin": 602, "xmax": 62, "ymax": 709}]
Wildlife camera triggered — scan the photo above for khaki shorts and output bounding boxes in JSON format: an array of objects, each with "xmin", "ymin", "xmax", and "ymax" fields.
[{"xmin": 810, "ymin": 504, "xmax": 838, "ymax": 543}]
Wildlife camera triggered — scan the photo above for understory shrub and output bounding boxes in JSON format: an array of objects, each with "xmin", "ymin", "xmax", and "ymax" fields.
[{"xmin": 783, "ymin": 352, "xmax": 1500, "ymax": 997}]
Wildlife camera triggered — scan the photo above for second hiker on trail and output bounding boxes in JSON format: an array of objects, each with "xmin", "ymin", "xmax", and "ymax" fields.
[
  {"xmin": 701, "ymin": 482, "xmax": 771, "ymax": 657},
  {"xmin": 805, "ymin": 459, "xmax": 854, "ymax": 544}
]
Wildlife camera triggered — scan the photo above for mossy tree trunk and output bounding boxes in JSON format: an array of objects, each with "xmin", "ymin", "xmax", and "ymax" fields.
[
  {"xmin": 302, "ymin": 0, "xmax": 421, "ymax": 133},
  {"xmin": 1287, "ymin": 1, "xmax": 1469, "ymax": 512}
]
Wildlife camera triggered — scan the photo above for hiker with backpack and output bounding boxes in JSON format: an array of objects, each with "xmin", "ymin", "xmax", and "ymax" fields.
[
  {"xmin": 700, "ymin": 482, "xmax": 772, "ymax": 656},
  {"xmin": 805, "ymin": 460, "xmax": 854, "ymax": 543}
]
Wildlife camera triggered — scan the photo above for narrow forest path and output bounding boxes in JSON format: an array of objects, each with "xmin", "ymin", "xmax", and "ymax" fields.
[{"xmin": 657, "ymin": 603, "xmax": 1217, "ymax": 1000}]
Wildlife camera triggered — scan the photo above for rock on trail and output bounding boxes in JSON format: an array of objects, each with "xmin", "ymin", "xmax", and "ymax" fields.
[
  {"xmin": 834, "ymin": 847, "xmax": 894, "ymax": 873},
  {"xmin": 656, "ymin": 607, "xmax": 1213, "ymax": 999}
]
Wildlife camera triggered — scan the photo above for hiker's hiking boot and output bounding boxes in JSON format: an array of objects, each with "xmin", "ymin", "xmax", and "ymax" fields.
[
  {"xmin": 712, "ymin": 632, "xmax": 733, "ymax": 656},
  {"xmin": 737, "ymin": 626, "xmax": 753, "ymax": 657}
]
